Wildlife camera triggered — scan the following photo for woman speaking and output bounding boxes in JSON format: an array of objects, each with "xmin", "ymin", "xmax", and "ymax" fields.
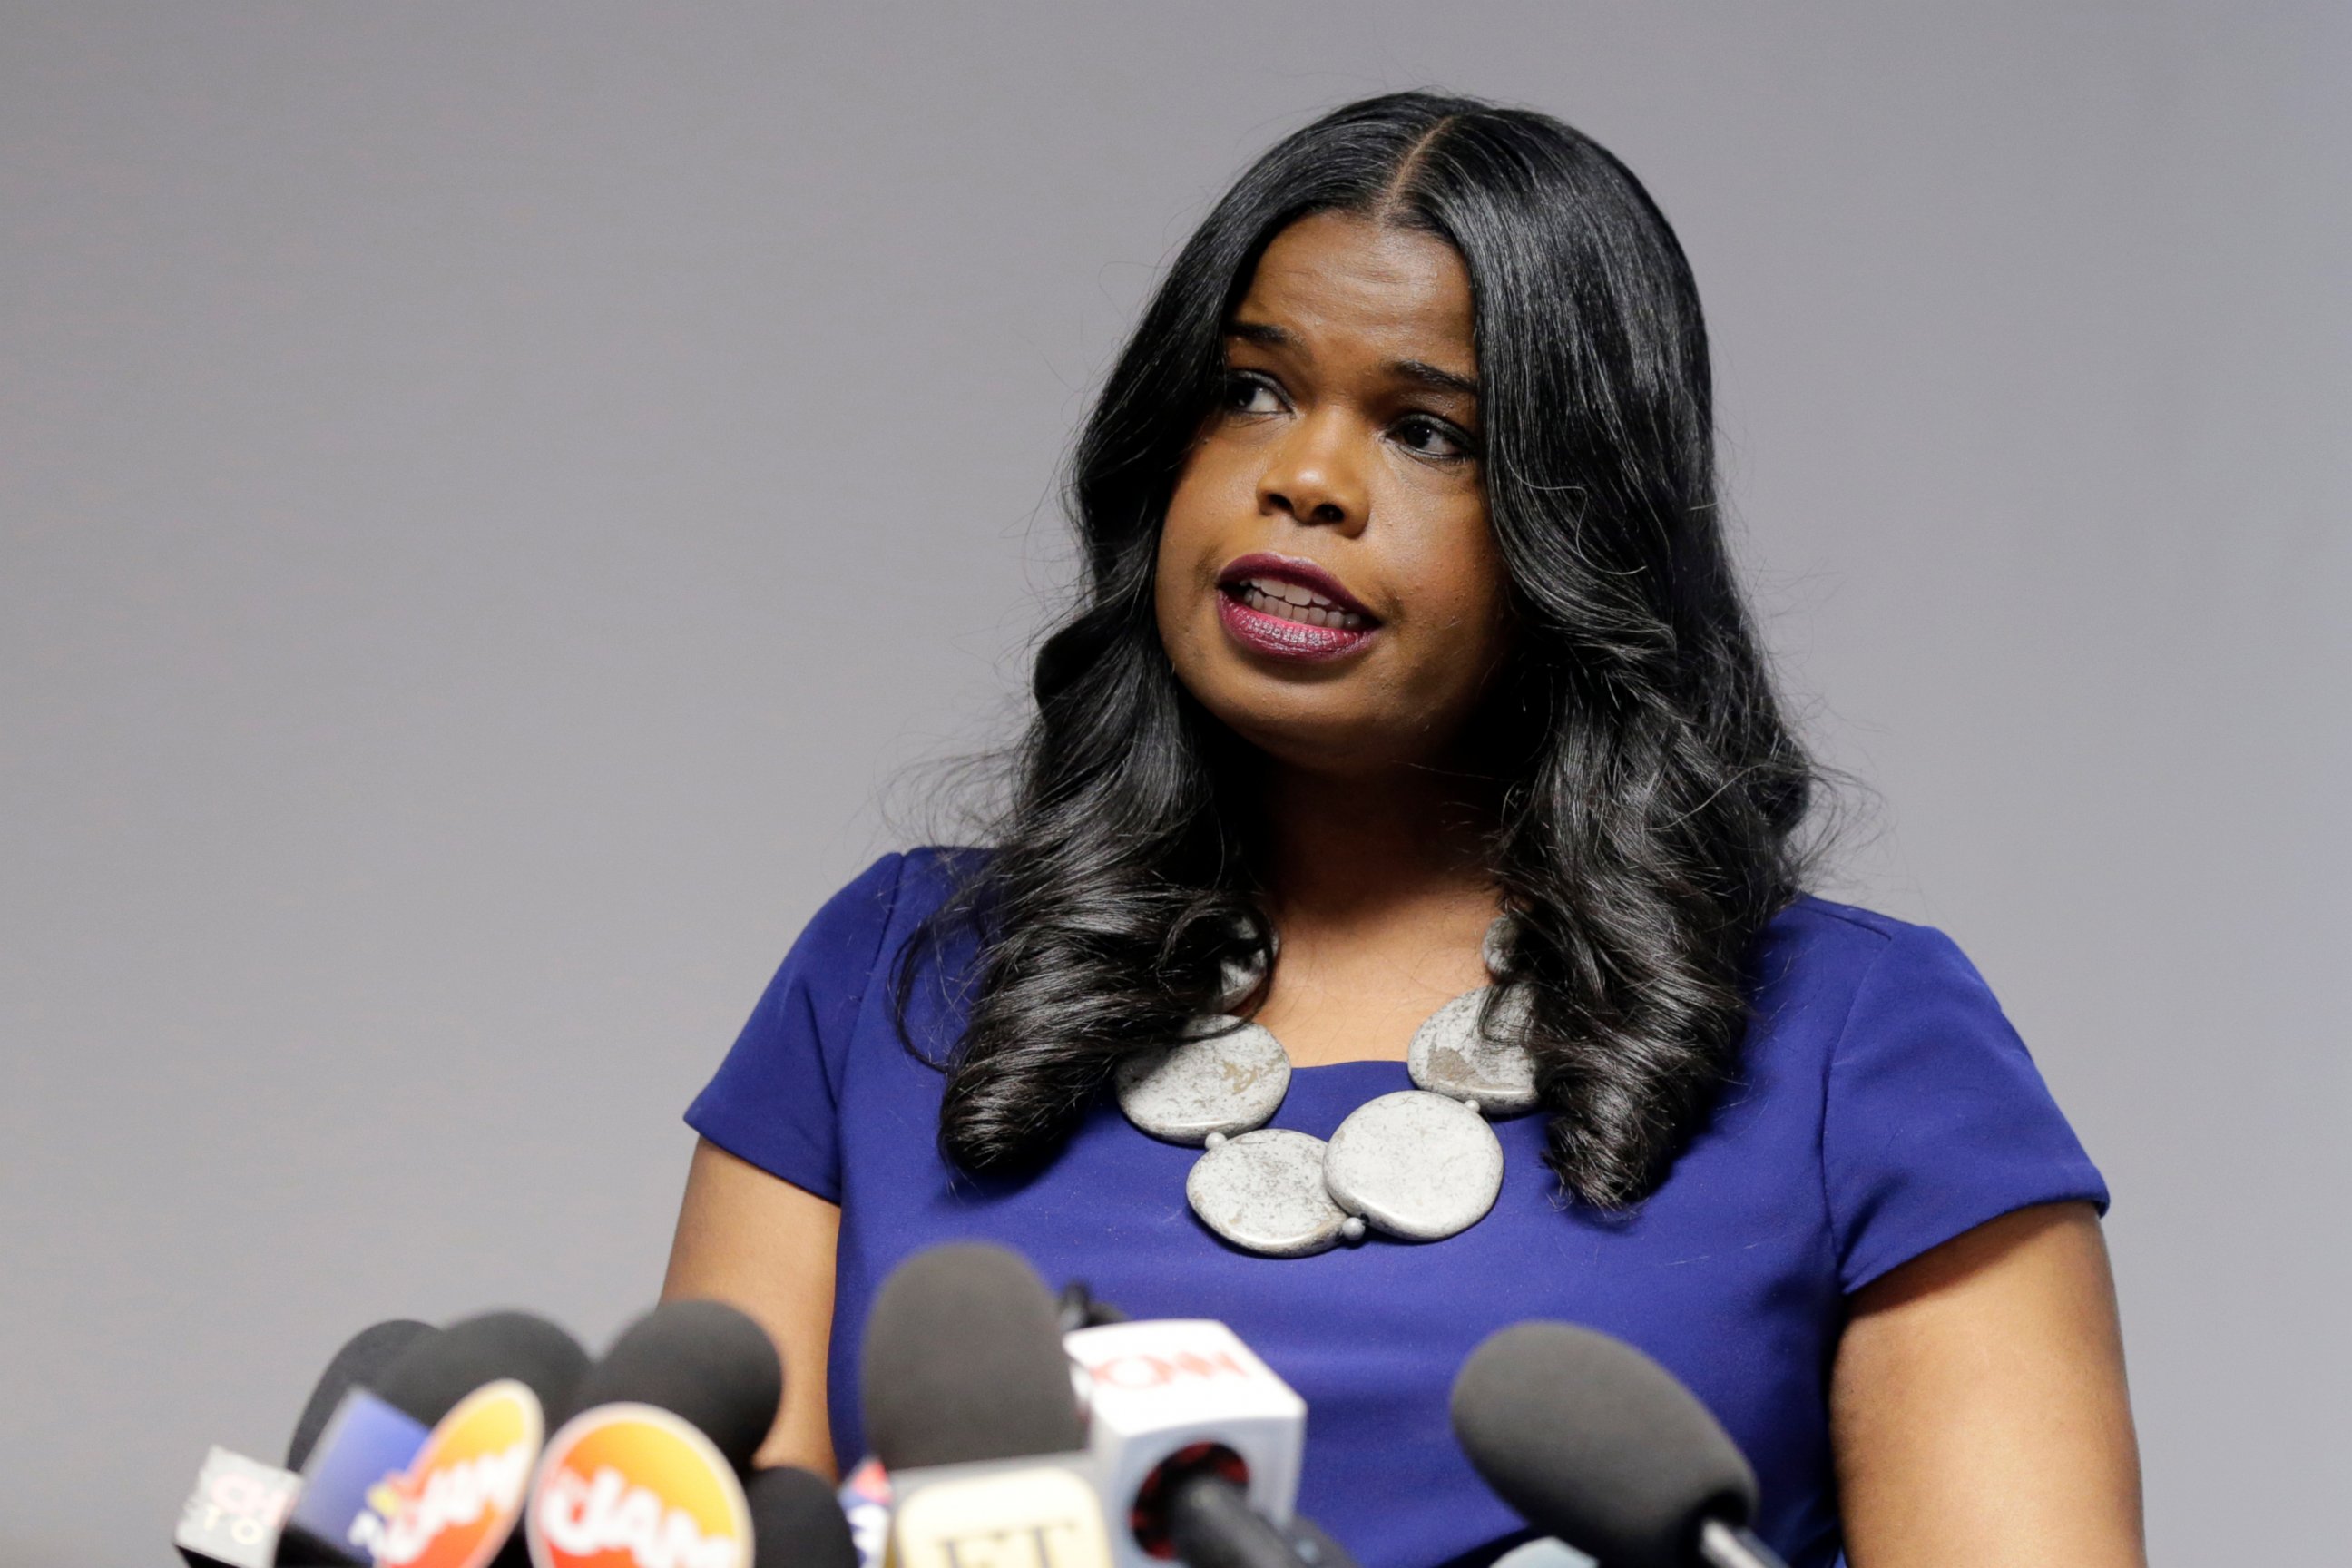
[{"xmin": 662, "ymin": 93, "xmax": 2144, "ymax": 1568}]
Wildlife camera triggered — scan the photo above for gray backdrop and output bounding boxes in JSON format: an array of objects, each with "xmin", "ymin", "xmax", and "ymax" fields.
[{"xmin": 3, "ymin": 5, "xmax": 2343, "ymax": 1562}]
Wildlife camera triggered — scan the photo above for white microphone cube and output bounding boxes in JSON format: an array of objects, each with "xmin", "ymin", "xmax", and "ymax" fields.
[{"xmin": 1063, "ymin": 1318, "xmax": 1307, "ymax": 1568}]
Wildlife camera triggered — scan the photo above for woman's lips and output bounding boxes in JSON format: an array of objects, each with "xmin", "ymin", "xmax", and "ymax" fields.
[
  {"xmin": 1216, "ymin": 592, "xmax": 1378, "ymax": 661},
  {"xmin": 1212, "ymin": 554, "xmax": 1380, "ymax": 662}
]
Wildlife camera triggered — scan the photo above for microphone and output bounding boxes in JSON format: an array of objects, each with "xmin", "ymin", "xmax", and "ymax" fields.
[
  {"xmin": 745, "ymin": 1464, "xmax": 860, "ymax": 1568},
  {"xmin": 864, "ymin": 1243, "xmax": 1087, "ymax": 1466},
  {"xmin": 176, "ymin": 1448, "xmax": 304, "ymax": 1568},
  {"xmin": 281, "ymin": 1395, "xmax": 432, "ymax": 1564},
  {"xmin": 1061, "ymin": 1318, "xmax": 1313, "ymax": 1568},
  {"xmin": 1449, "ymin": 1322, "xmax": 1785, "ymax": 1568},
  {"xmin": 174, "ymin": 1319, "xmax": 438, "ymax": 1568},
  {"xmin": 375, "ymin": 1310, "xmax": 589, "ymax": 1431},
  {"xmin": 524, "ymin": 1299, "xmax": 775, "ymax": 1568},
  {"xmin": 860, "ymin": 1243, "xmax": 1112, "ymax": 1568},
  {"xmin": 562, "ymin": 1298, "xmax": 784, "ymax": 1470},
  {"xmin": 280, "ymin": 1322, "xmax": 441, "ymax": 1564},
  {"xmin": 350, "ymin": 1310, "xmax": 590, "ymax": 1568},
  {"xmin": 289, "ymin": 1320, "xmax": 437, "ymax": 1470},
  {"xmin": 1063, "ymin": 1315, "xmax": 1356, "ymax": 1568}
]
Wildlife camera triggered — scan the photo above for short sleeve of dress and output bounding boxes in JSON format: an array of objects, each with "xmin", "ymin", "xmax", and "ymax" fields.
[
  {"xmin": 1822, "ymin": 922, "xmax": 2109, "ymax": 1294},
  {"xmin": 684, "ymin": 852, "xmax": 908, "ymax": 1204}
]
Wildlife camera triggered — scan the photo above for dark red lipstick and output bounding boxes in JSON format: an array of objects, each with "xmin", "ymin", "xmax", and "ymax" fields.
[{"xmin": 1213, "ymin": 553, "xmax": 1380, "ymax": 662}]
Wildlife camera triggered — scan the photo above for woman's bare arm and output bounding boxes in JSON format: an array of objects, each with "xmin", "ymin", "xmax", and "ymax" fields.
[
  {"xmin": 662, "ymin": 1137, "xmax": 842, "ymax": 1476},
  {"xmin": 1830, "ymin": 1200, "xmax": 2144, "ymax": 1566}
]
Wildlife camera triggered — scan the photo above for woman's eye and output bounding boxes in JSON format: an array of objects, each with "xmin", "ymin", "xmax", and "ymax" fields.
[
  {"xmin": 1222, "ymin": 372, "xmax": 1286, "ymax": 416},
  {"xmin": 1395, "ymin": 415, "xmax": 1476, "ymax": 462}
]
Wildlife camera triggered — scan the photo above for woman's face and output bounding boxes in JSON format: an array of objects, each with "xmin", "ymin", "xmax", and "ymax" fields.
[{"xmin": 1155, "ymin": 210, "xmax": 1510, "ymax": 779}]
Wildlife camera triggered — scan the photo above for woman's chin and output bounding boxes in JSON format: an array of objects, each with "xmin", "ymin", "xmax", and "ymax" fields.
[{"xmin": 1209, "ymin": 702, "xmax": 1448, "ymax": 779}]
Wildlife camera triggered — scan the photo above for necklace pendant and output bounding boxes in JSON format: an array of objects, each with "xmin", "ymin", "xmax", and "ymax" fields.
[
  {"xmin": 1184, "ymin": 1129, "xmax": 1366, "ymax": 1258},
  {"xmin": 1114, "ymin": 1018, "xmax": 1290, "ymax": 1145},
  {"xmin": 1324, "ymin": 1090, "xmax": 1506, "ymax": 1241},
  {"xmin": 1406, "ymin": 985, "xmax": 1541, "ymax": 1114}
]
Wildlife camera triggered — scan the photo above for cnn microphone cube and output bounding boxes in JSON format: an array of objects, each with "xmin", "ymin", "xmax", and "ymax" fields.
[
  {"xmin": 175, "ymin": 1447, "xmax": 301, "ymax": 1568},
  {"xmin": 1063, "ymin": 1318, "xmax": 1306, "ymax": 1566}
]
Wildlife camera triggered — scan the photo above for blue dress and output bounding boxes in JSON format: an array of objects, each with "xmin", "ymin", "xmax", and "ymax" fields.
[{"xmin": 686, "ymin": 848, "xmax": 2106, "ymax": 1568}]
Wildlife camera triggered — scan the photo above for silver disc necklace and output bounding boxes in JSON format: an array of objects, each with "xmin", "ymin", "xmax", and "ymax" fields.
[{"xmin": 1112, "ymin": 918, "xmax": 1539, "ymax": 1258}]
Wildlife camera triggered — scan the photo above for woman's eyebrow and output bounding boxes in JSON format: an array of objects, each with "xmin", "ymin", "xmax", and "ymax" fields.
[
  {"xmin": 1390, "ymin": 358, "xmax": 1480, "ymax": 402},
  {"xmin": 1225, "ymin": 320, "xmax": 1477, "ymax": 403},
  {"xmin": 1226, "ymin": 319, "xmax": 1298, "ymax": 353}
]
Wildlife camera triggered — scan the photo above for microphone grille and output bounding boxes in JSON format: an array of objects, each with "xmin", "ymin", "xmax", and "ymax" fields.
[
  {"xmin": 287, "ymin": 1318, "xmax": 436, "ymax": 1468},
  {"xmin": 1450, "ymin": 1320, "xmax": 1757, "ymax": 1568},
  {"xmin": 860, "ymin": 1242, "xmax": 1082, "ymax": 1469},
  {"xmin": 745, "ymin": 1465, "xmax": 858, "ymax": 1568},
  {"xmin": 569, "ymin": 1299, "xmax": 783, "ymax": 1470},
  {"xmin": 376, "ymin": 1310, "xmax": 589, "ymax": 1427}
]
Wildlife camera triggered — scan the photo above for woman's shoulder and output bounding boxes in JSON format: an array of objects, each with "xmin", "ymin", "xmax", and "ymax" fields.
[
  {"xmin": 1765, "ymin": 891, "xmax": 1925, "ymax": 951},
  {"xmin": 1756, "ymin": 892, "xmax": 1988, "ymax": 992},
  {"xmin": 684, "ymin": 846, "xmax": 995, "ymax": 1184},
  {"xmin": 791, "ymin": 844, "xmax": 991, "ymax": 956},
  {"xmin": 895, "ymin": 843, "xmax": 993, "ymax": 897},
  {"xmin": 1746, "ymin": 897, "xmax": 2108, "ymax": 1291},
  {"xmin": 1744, "ymin": 892, "xmax": 2035, "ymax": 1072}
]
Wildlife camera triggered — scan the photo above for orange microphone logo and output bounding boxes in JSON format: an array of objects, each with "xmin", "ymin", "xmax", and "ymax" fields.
[
  {"xmin": 358, "ymin": 1380, "xmax": 545, "ymax": 1568},
  {"xmin": 525, "ymin": 1404, "xmax": 752, "ymax": 1568}
]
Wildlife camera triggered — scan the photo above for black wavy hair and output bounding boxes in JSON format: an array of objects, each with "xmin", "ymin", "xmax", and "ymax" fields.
[{"xmin": 896, "ymin": 90, "xmax": 1820, "ymax": 1210}]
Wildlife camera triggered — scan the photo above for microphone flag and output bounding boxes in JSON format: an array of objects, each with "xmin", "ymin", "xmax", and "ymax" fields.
[
  {"xmin": 175, "ymin": 1446, "xmax": 303, "ymax": 1568},
  {"xmin": 283, "ymin": 1387, "xmax": 434, "ymax": 1563},
  {"xmin": 1063, "ymin": 1318, "xmax": 1305, "ymax": 1568},
  {"xmin": 885, "ymin": 1457, "xmax": 1113, "ymax": 1568},
  {"xmin": 525, "ymin": 1401, "xmax": 754, "ymax": 1568},
  {"xmin": 355, "ymin": 1378, "xmax": 545, "ymax": 1568}
]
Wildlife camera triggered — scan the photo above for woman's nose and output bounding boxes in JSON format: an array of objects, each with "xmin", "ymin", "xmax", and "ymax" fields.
[{"xmin": 1257, "ymin": 416, "xmax": 1367, "ymax": 534}]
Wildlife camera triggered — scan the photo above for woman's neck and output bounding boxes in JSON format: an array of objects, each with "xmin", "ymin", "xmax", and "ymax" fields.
[
  {"xmin": 1247, "ymin": 761, "xmax": 1504, "ymax": 1065},
  {"xmin": 1260, "ymin": 762, "xmax": 1498, "ymax": 922}
]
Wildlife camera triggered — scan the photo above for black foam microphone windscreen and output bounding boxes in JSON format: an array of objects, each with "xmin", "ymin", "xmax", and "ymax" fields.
[
  {"xmin": 567, "ymin": 1299, "xmax": 785, "ymax": 1470},
  {"xmin": 860, "ymin": 1242, "xmax": 1083, "ymax": 1469},
  {"xmin": 745, "ymin": 1464, "xmax": 859, "ymax": 1568},
  {"xmin": 285, "ymin": 1318, "xmax": 436, "ymax": 1469},
  {"xmin": 1449, "ymin": 1321, "xmax": 1759, "ymax": 1568},
  {"xmin": 374, "ymin": 1310, "xmax": 589, "ymax": 1427}
]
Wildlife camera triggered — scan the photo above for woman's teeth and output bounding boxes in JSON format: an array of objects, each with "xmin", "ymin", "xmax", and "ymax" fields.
[{"xmin": 1235, "ymin": 578, "xmax": 1369, "ymax": 630}]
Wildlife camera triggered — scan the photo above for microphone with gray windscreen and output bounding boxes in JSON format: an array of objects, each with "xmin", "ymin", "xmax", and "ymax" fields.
[
  {"xmin": 373, "ymin": 1309, "xmax": 589, "ymax": 1429},
  {"xmin": 744, "ymin": 1463, "xmax": 860, "ymax": 1568},
  {"xmin": 564, "ymin": 1298, "xmax": 783, "ymax": 1470},
  {"xmin": 859, "ymin": 1243, "xmax": 1112, "ymax": 1568},
  {"xmin": 285, "ymin": 1319, "xmax": 436, "ymax": 1471},
  {"xmin": 859, "ymin": 1241, "xmax": 1085, "ymax": 1468},
  {"xmin": 1449, "ymin": 1321, "xmax": 1785, "ymax": 1568}
]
